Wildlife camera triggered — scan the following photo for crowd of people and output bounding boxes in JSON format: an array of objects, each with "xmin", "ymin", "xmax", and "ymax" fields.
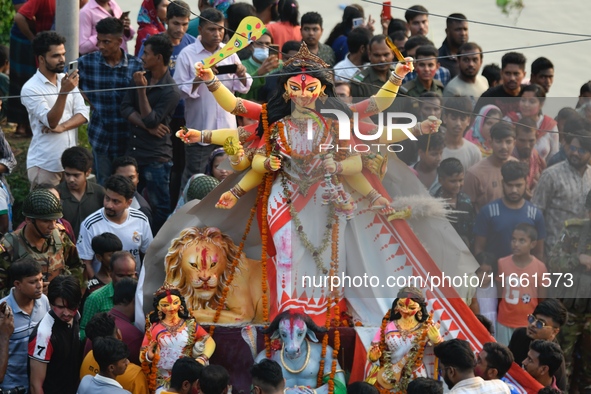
[{"xmin": 0, "ymin": 0, "xmax": 588, "ymax": 393}]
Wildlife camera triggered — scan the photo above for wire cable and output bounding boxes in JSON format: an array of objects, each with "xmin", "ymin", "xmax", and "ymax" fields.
[
  {"xmin": 362, "ymin": 0, "xmax": 591, "ymax": 38},
  {"xmin": 5, "ymin": 35, "xmax": 591, "ymax": 101}
]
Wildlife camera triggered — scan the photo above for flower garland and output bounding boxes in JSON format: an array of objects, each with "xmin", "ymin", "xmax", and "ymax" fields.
[
  {"xmin": 262, "ymin": 103, "xmax": 273, "ymax": 358},
  {"xmin": 376, "ymin": 314, "xmax": 433, "ymax": 394},
  {"xmin": 378, "ymin": 310, "xmax": 391, "ymax": 365},
  {"xmin": 329, "ymin": 306, "xmax": 340, "ymax": 394},
  {"xmin": 141, "ymin": 315, "xmax": 161, "ymax": 394},
  {"xmin": 317, "ymin": 303, "xmax": 332, "ymax": 386},
  {"xmin": 317, "ymin": 217, "xmax": 341, "ymax": 393},
  {"xmin": 208, "ymin": 185, "xmax": 259, "ymax": 336},
  {"xmin": 276, "ymin": 120, "xmax": 291, "ymax": 156}
]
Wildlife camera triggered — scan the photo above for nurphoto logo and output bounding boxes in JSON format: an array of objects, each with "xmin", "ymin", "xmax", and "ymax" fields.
[{"xmin": 304, "ymin": 107, "xmax": 417, "ymax": 153}]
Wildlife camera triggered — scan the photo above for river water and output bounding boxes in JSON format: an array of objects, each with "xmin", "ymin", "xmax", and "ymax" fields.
[
  {"xmin": 120, "ymin": 0, "xmax": 589, "ymax": 109},
  {"xmin": 298, "ymin": 0, "xmax": 589, "ymax": 102}
]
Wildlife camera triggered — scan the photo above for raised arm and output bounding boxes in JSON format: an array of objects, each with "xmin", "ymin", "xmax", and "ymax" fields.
[
  {"xmin": 196, "ymin": 64, "xmax": 262, "ymax": 120},
  {"xmin": 350, "ymin": 57, "xmax": 414, "ymax": 119}
]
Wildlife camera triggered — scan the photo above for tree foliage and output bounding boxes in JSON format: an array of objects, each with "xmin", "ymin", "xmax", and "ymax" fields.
[
  {"xmin": 496, "ymin": 0, "xmax": 525, "ymax": 16},
  {"xmin": 0, "ymin": 0, "xmax": 14, "ymax": 46}
]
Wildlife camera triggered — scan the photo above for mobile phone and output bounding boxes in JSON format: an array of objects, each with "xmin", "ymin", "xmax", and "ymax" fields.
[
  {"xmin": 382, "ymin": 1, "xmax": 392, "ymax": 20},
  {"xmin": 352, "ymin": 17, "xmax": 364, "ymax": 28},
  {"xmin": 216, "ymin": 64, "xmax": 238, "ymax": 74},
  {"xmin": 269, "ymin": 44, "xmax": 280, "ymax": 56},
  {"xmin": 120, "ymin": 11, "xmax": 130, "ymax": 18},
  {"xmin": 68, "ymin": 61, "xmax": 78, "ymax": 73}
]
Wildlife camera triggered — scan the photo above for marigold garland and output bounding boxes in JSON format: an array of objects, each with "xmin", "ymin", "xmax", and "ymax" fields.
[
  {"xmin": 375, "ymin": 312, "xmax": 433, "ymax": 394},
  {"xmin": 141, "ymin": 315, "xmax": 161, "ymax": 394},
  {"xmin": 329, "ymin": 306, "xmax": 340, "ymax": 394},
  {"xmin": 276, "ymin": 120, "xmax": 291, "ymax": 156},
  {"xmin": 261, "ymin": 103, "xmax": 274, "ymax": 358},
  {"xmin": 208, "ymin": 185, "xmax": 259, "ymax": 336}
]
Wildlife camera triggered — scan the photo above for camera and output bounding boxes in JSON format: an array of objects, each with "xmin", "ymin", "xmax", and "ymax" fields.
[{"xmin": 0, "ymin": 386, "xmax": 26, "ymax": 394}]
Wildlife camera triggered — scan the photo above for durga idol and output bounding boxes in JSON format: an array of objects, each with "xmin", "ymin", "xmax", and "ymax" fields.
[{"xmin": 176, "ymin": 42, "xmax": 440, "ymax": 324}]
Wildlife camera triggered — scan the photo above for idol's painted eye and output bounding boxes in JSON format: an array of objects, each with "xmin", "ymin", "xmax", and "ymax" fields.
[
  {"xmin": 307, "ymin": 86, "xmax": 317, "ymax": 92},
  {"xmin": 289, "ymin": 85, "xmax": 300, "ymax": 91},
  {"xmin": 234, "ymin": 40, "xmax": 242, "ymax": 48}
]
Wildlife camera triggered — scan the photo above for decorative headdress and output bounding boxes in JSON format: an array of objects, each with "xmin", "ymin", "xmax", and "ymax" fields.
[
  {"xmin": 154, "ymin": 282, "xmax": 179, "ymax": 297},
  {"xmin": 396, "ymin": 286, "xmax": 425, "ymax": 301},
  {"xmin": 284, "ymin": 42, "xmax": 331, "ymax": 69}
]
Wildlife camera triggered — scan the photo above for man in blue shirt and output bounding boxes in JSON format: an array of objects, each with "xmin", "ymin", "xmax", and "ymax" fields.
[
  {"xmin": 78, "ymin": 17, "xmax": 143, "ymax": 185},
  {"xmin": 0, "ymin": 258, "xmax": 49, "ymax": 393},
  {"xmin": 474, "ymin": 161, "xmax": 546, "ymax": 261}
]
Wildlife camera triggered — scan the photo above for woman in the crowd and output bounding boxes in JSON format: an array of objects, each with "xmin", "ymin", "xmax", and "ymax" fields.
[
  {"xmin": 204, "ymin": 147, "xmax": 234, "ymax": 182},
  {"xmin": 265, "ymin": 0, "xmax": 301, "ymax": 51},
  {"xmin": 504, "ymin": 83, "xmax": 559, "ymax": 161},
  {"xmin": 325, "ymin": 4, "xmax": 369, "ymax": 63},
  {"xmin": 465, "ymin": 104, "xmax": 502, "ymax": 158},
  {"xmin": 135, "ymin": 0, "xmax": 169, "ymax": 55}
]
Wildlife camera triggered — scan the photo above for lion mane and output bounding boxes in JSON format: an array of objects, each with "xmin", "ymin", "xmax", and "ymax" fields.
[{"xmin": 164, "ymin": 227, "xmax": 242, "ymax": 311}]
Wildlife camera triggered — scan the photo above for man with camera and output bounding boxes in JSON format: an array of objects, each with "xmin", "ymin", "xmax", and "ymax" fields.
[
  {"xmin": 173, "ymin": 8, "xmax": 251, "ymax": 185},
  {"xmin": 20, "ymin": 31, "xmax": 89, "ymax": 189}
]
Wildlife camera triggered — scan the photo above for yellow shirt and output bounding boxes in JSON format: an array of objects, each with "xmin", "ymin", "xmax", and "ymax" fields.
[{"xmin": 80, "ymin": 350, "xmax": 149, "ymax": 394}]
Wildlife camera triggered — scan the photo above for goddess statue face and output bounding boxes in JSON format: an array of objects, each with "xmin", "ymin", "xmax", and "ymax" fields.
[
  {"xmin": 284, "ymin": 73, "xmax": 326, "ymax": 109},
  {"xmin": 158, "ymin": 294, "xmax": 182, "ymax": 319},
  {"xmin": 396, "ymin": 297, "xmax": 420, "ymax": 319}
]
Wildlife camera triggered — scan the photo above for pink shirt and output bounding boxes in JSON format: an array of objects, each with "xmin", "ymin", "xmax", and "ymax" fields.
[
  {"xmin": 266, "ymin": 21, "xmax": 302, "ymax": 54},
  {"xmin": 79, "ymin": 0, "xmax": 135, "ymax": 55}
]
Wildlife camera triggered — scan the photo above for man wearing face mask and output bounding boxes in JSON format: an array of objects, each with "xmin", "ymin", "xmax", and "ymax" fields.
[
  {"xmin": 0, "ymin": 189, "xmax": 83, "ymax": 298},
  {"xmin": 239, "ymin": 31, "xmax": 281, "ymax": 101}
]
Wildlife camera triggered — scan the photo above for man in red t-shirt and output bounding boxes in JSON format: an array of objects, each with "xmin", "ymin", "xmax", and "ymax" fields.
[{"xmin": 14, "ymin": 0, "xmax": 56, "ymax": 42}]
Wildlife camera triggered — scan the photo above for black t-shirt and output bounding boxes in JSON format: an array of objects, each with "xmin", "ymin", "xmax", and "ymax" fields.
[
  {"xmin": 474, "ymin": 84, "xmax": 527, "ymax": 115},
  {"xmin": 508, "ymin": 327, "xmax": 566, "ymax": 391},
  {"xmin": 28, "ymin": 310, "xmax": 81, "ymax": 394}
]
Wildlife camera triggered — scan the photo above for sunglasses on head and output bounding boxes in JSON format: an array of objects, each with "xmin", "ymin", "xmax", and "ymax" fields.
[{"xmin": 527, "ymin": 314, "xmax": 553, "ymax": 329}]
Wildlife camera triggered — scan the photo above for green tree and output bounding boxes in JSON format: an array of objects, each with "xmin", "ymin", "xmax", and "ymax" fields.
[
  {"xmin": 0, "ymin": 0, "xmax": 14, "ymax": 46},
  {"xmin": 496, "ymin": 0, "xmax": 525, "ymax": 15}
]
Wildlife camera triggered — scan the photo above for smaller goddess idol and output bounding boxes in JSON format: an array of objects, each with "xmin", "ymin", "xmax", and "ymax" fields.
[
  {"xmin": 140, "ymin": 284, "xmax": 216, "ymax": 394},
  {"xmin": 366, "ymin": 287, "xmax": 442, "ymax": 393}
]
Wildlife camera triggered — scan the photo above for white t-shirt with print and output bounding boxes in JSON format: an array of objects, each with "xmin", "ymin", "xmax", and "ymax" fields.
[{"xmin": 77, "ymin": 207, "xmax": 153, "ymax": 273}]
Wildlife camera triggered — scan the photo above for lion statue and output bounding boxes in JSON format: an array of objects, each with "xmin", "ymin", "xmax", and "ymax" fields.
[{"xmin": 164, "ymin": 226, "xmax": 266, "ymax": 324}]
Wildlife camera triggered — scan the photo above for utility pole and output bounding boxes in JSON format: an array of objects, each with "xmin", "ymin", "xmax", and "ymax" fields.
[{"xmin": 56, "ymin": 0, "xmax": 79, "ymax": 64}]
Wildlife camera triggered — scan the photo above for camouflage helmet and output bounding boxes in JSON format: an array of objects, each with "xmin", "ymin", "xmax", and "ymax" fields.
[
  {"xmin": 187, "ymin": 174, "xmax": 220, "ymax": 202},
  {"xmin": 22, "ymin": 189, "xmax": 63, "ymax": 220}
]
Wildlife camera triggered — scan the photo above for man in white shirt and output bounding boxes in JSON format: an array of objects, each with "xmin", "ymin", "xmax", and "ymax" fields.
[
  {"xmin": 77, "ymin": 336, "xmax": 130, "ymax": 394},
  {"xmin": 173, "ymin": 8, "xmax": 252, "ymax": 188},
  {"xmin": 333, "ymin": 27, "xmax": 371, "ymax": 83},
  {"xmin": 443, "ymin": 42, "xmax": 489, "ymax": 104},
  {"xmin": 21, "ymin": 31, "xmax": 90, "ymax": 188},
  {"xmin": 435, "ymin": 339, "xmax": 510, "ymax": 393},
  {"xmin": 77, "ymin": 175, "xmax": 153, "ymax": 278}
]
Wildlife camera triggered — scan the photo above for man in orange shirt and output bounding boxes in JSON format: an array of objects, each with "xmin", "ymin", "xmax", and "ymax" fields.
[{"xmin": 80, "ymin": 312, "xmax": 148, "ymax": 394}]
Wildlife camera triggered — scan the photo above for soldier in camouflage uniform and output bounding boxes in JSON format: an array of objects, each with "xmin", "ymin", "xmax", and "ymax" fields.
[
  {"xmin": 0, "ymin": 189, "xmax": 83, "ymax": 298},
  {"xmin": 548, "ymin": 189, "xmax": 591, "ymax": 393}
]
